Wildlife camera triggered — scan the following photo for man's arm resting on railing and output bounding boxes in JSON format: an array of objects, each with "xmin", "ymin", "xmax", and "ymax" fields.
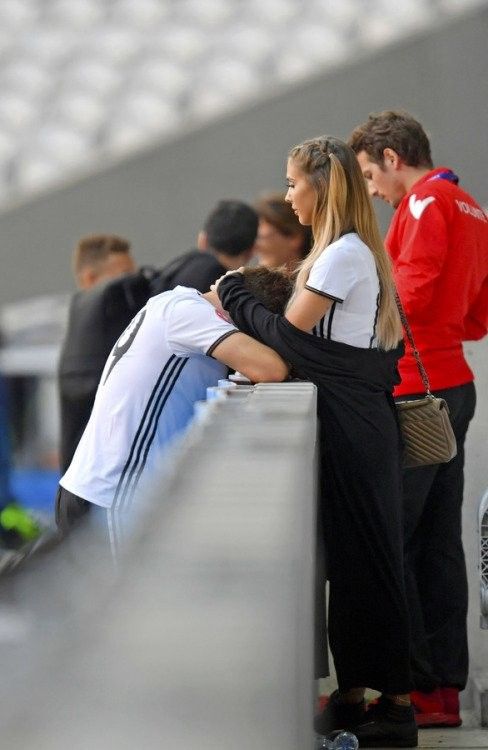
[{"xmin": 211, "ymin": 331, "xmax": 289, "ymax": 384}]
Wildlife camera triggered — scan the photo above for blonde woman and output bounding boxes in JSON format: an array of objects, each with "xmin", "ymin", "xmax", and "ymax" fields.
[{"xmin": 214, "ymin": 136, "xmax": 417, "ymax": 747}]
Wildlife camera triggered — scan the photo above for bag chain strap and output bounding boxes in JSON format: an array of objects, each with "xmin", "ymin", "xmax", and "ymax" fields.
[{"xmin": 394, "ymin": 290, "xmax": 432, "ymax": 396}]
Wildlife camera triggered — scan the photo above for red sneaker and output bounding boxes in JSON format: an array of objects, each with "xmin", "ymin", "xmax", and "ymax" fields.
[
  {"xmin": 439, "ymin": 687, "xmax": 462, "ymax": 727},
  {"xmin": 316, "ymin": 694, "xmax": 330, "ymax": 713},
  {"xmin": 410, "ymin": 689, "xmax": 462, "ymax": 728}
]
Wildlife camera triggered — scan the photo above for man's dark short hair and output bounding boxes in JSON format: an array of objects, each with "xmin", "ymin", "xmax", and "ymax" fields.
[
  {"xmin": 242, "ymin": 266, "xmax": 293, "ymax": 314},
  {"xmin": 348, "ymin": 110, "xmax": 433, "ymax": 168},
  {"xmin": 204, "ymin": 200, "xmax": 259, "ymax": 256}
]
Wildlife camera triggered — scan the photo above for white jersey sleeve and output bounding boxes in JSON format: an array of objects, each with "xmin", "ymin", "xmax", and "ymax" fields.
[
  {"xmin": 306, "ymin": 242, "xmax": 360, "ymax": 302},
  {"xmin": 166, "ymin": 293, "xmax": 237, "ymax": 357}
]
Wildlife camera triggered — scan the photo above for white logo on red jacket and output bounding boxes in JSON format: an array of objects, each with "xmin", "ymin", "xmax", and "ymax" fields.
[
  {"xmin": 409, "ymin": 194, "xmax": 435, "ymax": 219},
  {"xmin": 455, "ymin": 199, "xmax": 488, "ymax": 223}
]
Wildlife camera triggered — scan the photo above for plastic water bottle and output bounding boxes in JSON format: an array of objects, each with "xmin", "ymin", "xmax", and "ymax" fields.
[
  {"xmin": 314, "ymin": 736, "xmax": 333, "ymax": 749},
  {"xmin": 331, "ymin": 731, "xmax": 359, "ymax": 750},
  {"xmin": 217, "ymin": 379, "xmax": 237, "ymax": 390},
  {"xmin": 314, "ymin": 736, "xmax": 332, "ymax": 749},
  {"xmin": 229, "ymin": 371, "xmax": 251, "ymax": 384},
  {"xmin": 206, "ymin": 386, "xmax": 227, "ymax": 401},
  {"xmin": 193, "ymin": 400, "xmax": 209, "ymax": 420}
]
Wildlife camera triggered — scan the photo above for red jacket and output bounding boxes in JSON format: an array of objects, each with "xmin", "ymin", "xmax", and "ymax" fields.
[{"xmin": 386, "ymin": 167, "xmax": 488, "ymax": 396}]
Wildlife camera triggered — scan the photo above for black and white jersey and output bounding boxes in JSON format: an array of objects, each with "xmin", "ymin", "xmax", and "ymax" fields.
[
  {"xmin": 305, "ymin": 233, "xmax": 380, "ymax": 348},
  {"xmin": 60, "ymin": 287, "xmax": 236, "ymax": 510}
]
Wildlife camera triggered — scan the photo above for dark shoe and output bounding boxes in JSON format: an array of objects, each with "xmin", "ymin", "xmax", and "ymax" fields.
[
  {"xmin": 411, "ymin": 688, "xmax": 462, "ymax": 728},
  {"xmin": 349, "ymin": 696, "xmax": 418, "ymax": 747},
  {"xmin": 314, "ymin": 690, "xmax": 366, "ymax": 735}
]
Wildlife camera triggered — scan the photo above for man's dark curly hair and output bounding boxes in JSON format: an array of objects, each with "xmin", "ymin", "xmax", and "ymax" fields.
[{"xmin": 242, "ymin": 266, "xmax": 293, "ymax": 314}]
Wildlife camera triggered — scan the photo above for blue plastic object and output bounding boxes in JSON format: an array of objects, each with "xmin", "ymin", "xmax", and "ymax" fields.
[{"xmin": 332, "ymin": 731, "xmax": 359, "ymax": 750}]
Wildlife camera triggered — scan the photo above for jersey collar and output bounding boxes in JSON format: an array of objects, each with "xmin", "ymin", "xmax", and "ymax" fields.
[{"xmin": 411, "ymin": 166, "xmax": 459, "ymax": 190}]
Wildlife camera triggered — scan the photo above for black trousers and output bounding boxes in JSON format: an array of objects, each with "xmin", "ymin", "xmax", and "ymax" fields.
[
  {"xmin": 400, "ymin": 382, "xmax": 476, "ymax": 691},
  {"xmin": 318, "ymin": 394, "xmax": 411, "ymax": 695}
]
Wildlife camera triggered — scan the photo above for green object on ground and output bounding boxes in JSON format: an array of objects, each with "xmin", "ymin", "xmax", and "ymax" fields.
[{"xmin": 0, "ymin": 503, "xmax": 42, "ymax": 541}]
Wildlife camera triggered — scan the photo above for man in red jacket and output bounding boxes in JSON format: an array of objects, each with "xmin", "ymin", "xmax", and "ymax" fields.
[{"xmin": 349, "ymin": 110, "xmax": 488, "ymax": 728}]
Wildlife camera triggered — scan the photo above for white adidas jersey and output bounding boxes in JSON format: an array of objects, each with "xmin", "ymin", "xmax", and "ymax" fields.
[
  {"xmin": 305, "ymin": 232, "xmax": 380, "ymax": 348},
  {"xmin": 60, "ymin": 287, "xmax": 236, "ymax": 510}
]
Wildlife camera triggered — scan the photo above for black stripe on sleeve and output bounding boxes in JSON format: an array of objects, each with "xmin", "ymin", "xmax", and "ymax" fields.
[
  {"xmin": 206, "ymin": 329, "xmax": 239, "ymax": 356},
  {"xmin": 326, "ymin": 301, "xmax": 337, "ymax": 339},
  {"xmin": 369, "ymin": 292, "xmax": 380, "ymax": 348},
  {"xmin": 319, "ymin": 315, "xmax": 325, "ymax": 339},
  {"xmin": 305, "ymin": 285, "xmax": 344, "ymax": 302}
]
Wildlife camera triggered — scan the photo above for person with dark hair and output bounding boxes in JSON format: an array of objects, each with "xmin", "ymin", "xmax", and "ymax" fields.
[
  {"xmin": 349, "ymin": 110, "xmax": 488, "ymax": 728},
  {"xmin": 254, "ymin": 191, "xmax": 312, "ymax": 273},
  {"xmin": 59, "ymin": 207, "xmax": 256, "ymax": 476},
  {"xmin": 56, "ymin": 268, "xmax": 291, "ymax": 550},
  {"xmin": 58, "ymin": 234, "xmax": 138, "ymax": 473},
  {"xmin": 349, "ymin": 111, "xmax": 433, "ymax": 175},
  {"xmin": 73, "ymin": 234, "xmax": 136, "ymax": 290},
  {"xmin": 151, "ymin": 200, "xmax": 258, "ymax": 294},
  {"xmin": 214, "ymin": 135, "xmax": 418, "ymax": 747}
]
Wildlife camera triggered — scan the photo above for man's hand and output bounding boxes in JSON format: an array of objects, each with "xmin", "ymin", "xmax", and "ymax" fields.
[{"xmin": 210, "ymin": 267, "xmax": 245, "ymax": 293}]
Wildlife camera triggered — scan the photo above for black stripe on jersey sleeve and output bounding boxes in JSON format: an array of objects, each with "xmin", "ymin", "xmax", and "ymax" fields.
[
  {"xmin": 319, "ymin": 315, "xmax": 325, "ymax": 339},
  {"xmin": 304, "ymin": 285, "xmax": 344, "ymax": 302},
  {"xmin": 206, "ymin": 329, "xmax": 239, "ymax": 357},
  {"xmin": 326, "ymin": 301, "xmax": 337, "ymax": 339}
]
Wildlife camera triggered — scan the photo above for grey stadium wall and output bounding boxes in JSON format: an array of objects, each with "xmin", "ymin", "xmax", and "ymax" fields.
[{"xmin": 0, "ymin": 6, "xmax": 486, "ymax": 303}]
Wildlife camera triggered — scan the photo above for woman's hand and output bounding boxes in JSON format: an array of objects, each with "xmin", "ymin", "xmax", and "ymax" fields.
[{"xmin": 210, "ymin": 267, "xmax": 245, "ymax": 293}]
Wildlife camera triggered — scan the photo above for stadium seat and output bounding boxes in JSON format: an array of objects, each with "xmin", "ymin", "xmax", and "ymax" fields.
[{"xmin": 0, "ymin": 0, "xmax": 485, "ymax": 204}]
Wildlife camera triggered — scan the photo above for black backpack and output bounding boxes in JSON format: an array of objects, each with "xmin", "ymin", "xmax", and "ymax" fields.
[{"xmin": 148, "ymin": 250, "xmax": 205, "ymax": 295}]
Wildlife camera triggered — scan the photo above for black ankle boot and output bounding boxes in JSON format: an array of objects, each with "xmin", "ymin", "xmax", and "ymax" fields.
[
  {"xmin": 348, "ymin": 695, "xmax": 418, "ymax": 747},
  {"xmin": 314, "ymin": 690, "xmax": 366, "ymax": 736}
]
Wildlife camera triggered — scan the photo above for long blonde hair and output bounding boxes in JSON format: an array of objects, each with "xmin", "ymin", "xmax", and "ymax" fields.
[{"xmin": 287, "ymin": 136, "xmax": 402, "ymax": 350}]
